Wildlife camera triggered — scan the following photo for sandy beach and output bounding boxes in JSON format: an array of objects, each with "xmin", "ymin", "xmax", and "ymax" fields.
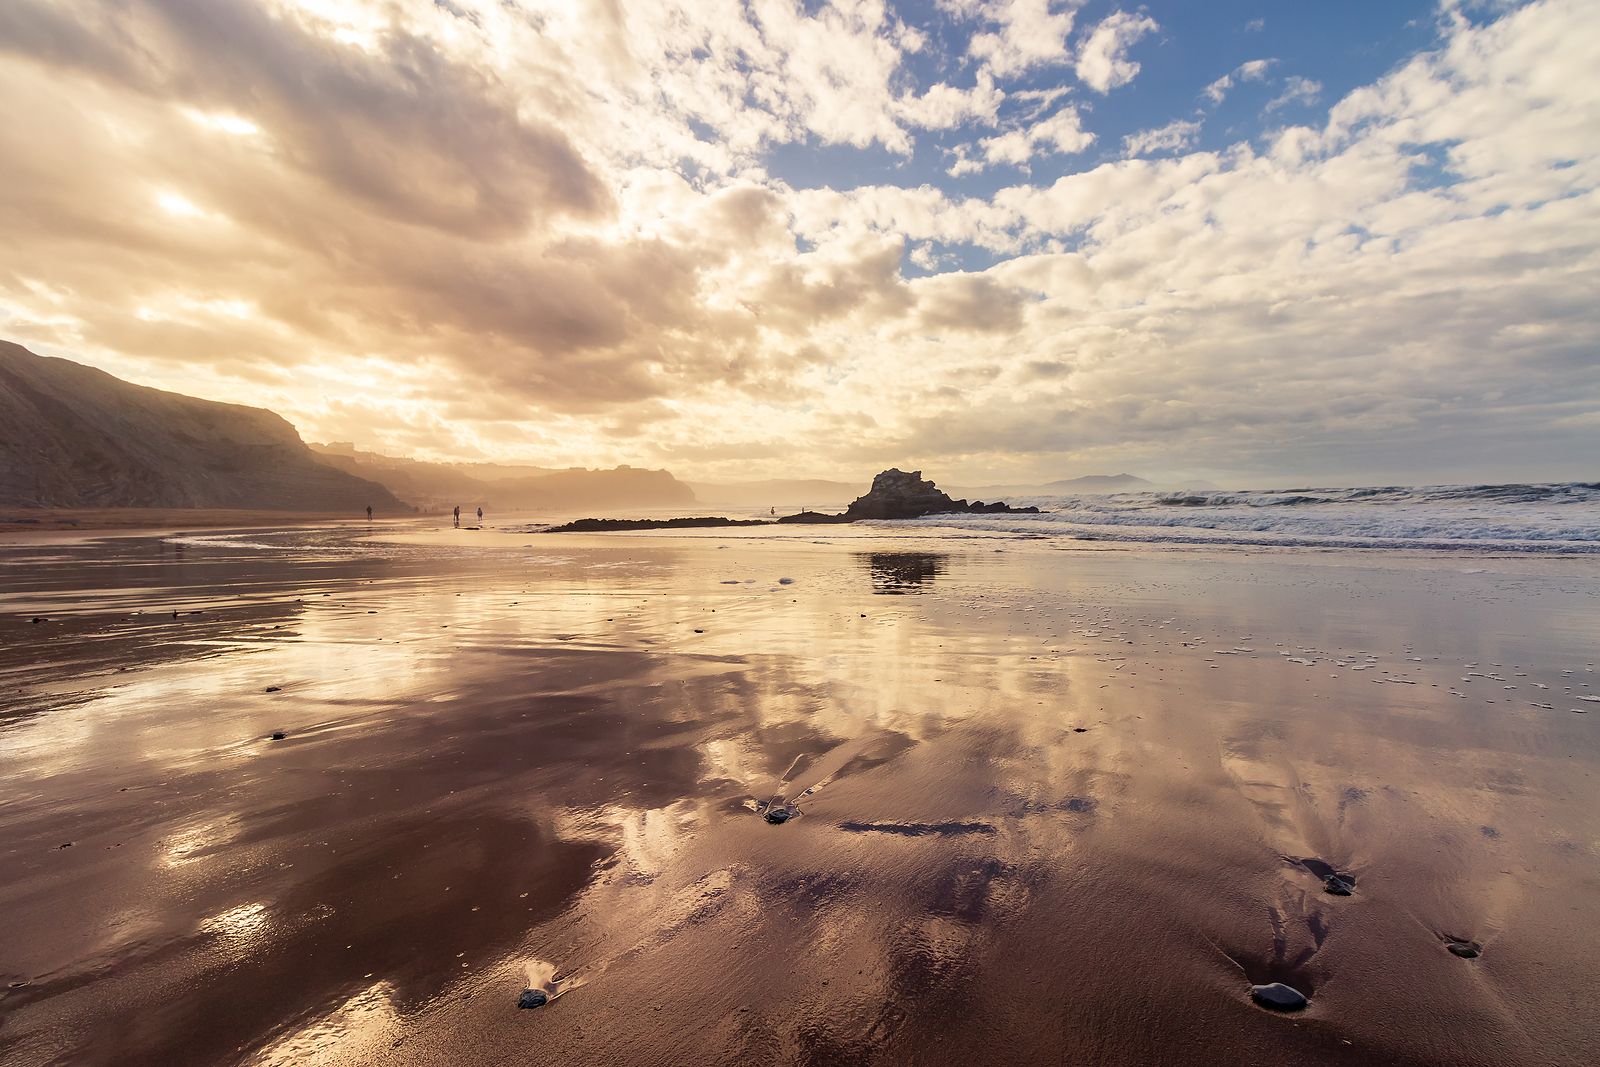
[{"xmin": 1, "ymin": 521, "xmax": 1597, "ymax": 1066}]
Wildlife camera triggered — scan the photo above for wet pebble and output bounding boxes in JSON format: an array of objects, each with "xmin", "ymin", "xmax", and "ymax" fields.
[
  {"xmin": 1323, "ymin": 874, "xmax": 1356, "ymax": 896},
  {"xmin": 264, "ymin": 686, "xmax": 281, "ymax": 693},
  {"xmin": 30, "ymin": 617, "xmax": 46, "ymax": 624},
  {"xmin": 1446, "ymin": 938, "xmax": 1481, "ymax": 959},
  {"xmin": 1250, "ymin": 982, "xmax": 1308, "ymax": 1011},
  {"xmin": 270, "ymin": 730, "xmax": 287, "ymax": 741},
  {"xmin": 764, "ymin": 806, "xmax": 793, "ymax": 825},
  {"xmin": 517, "ymin": 988, "xmax": 549, "ymax": 1009}
]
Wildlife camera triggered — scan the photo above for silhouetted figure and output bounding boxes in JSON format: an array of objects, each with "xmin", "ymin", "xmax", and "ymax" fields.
[
  {"xmin": 477, "ymin": 506, "xmax": 483, "ymax": 523},
  {"xmin": 366, "ymin": 505, "xmax": 373, "ymax": 520},
  {"xmin": 453, "ymin": 505, "xmax": 460, "ymax": 528}
]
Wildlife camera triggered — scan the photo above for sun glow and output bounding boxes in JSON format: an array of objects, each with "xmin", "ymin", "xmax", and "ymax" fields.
[
  {"xmin": 183, "ymin": 108, "xmax": 261, "ymax": 136},
  {"xmin": 156, "ymin": 191, "xmax": 206, "ymax": 218}
]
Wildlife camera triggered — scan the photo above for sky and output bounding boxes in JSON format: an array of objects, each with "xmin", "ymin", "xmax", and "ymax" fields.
[{"xmin": 0, "ymin": 0, "xmax": 1596, "ymax": 487}]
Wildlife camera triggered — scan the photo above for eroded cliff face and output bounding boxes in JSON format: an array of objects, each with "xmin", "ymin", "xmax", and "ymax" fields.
[{"xmin": 0, "ymin": 341, "xmax": 402, "ymax": 510}]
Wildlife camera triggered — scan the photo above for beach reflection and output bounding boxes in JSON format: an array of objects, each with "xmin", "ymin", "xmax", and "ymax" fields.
[
  {"xmin": 2, "ymin": 524, "xmax": 1598, "ymax": 1067},
  {"xmin": 860, "ymin": 551, "xmax": 948, "ymax": 594}
]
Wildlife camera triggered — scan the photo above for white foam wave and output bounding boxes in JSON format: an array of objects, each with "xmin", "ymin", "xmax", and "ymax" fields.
[{"xmin": 885, "ymin": 481, "xmax": 1600, "ymax": 553}]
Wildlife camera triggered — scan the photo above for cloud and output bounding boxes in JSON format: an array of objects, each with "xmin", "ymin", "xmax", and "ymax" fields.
[
  {"xmin": 1075, "ymin": 10, "xmax": 1160, "ymax": 93},
  {"xmin": 972, "ymin": 105, "xmax": 1096, "ymax": 171},
  {"xmin": 964, "ymin": 0, "xmax": 1085, "ymax": 78},
  {"xmin": 0, "ymin": 0, "xmax": 1596, "ymax": 484},
  {"xmin": 896, "ymin": 71, "xmax": 1006, "ymax": 130},
  {"xmin": 1123, "ymin": 119, "xmax": 1201, "ymax": 156},
  {"xmin": 1266, "ymin": 75, "xmax": 1324, "ymax": 113},
  {"xmin": 1202, "ymin": 58, "xmax": 1275, "ymax": 105}
]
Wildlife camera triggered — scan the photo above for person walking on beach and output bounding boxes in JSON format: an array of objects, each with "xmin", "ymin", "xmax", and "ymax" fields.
[
  {"xmin": 366, "ymin": 505, "xmax": 373, "ymax": 521},
  {"xmin": 477, "ymin": 506, "xmax": 483, "ymax": 523},
  {"xmin": 453, "ymin": 505, "xmax": 460, "ymax": 528}
]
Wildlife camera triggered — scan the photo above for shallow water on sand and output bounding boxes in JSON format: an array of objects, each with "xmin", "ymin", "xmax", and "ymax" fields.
[{"xmin": 1, "ymin": 523, "xmax": 1597, "ymax": 1066}]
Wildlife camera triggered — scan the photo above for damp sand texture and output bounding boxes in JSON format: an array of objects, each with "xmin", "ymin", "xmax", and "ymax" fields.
[{"xmin": 1, "ymin": 525, "xmax": 1597, "ymax": 1066}]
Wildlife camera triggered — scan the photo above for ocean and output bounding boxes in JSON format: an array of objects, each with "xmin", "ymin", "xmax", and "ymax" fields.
[{"xmin": 890, "ymin": 481, "xmax": 1600, "ymax": 553}]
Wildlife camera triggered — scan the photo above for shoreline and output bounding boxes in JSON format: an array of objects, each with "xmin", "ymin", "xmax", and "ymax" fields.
[{"xmin": 0, "ymin": 508, "xmax": 406, "ymax": 537}]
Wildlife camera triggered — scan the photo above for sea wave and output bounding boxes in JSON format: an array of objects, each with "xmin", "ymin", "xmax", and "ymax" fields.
[{"xmin": 889, "ymin": 482, "xmax": 1600, "ymax": 553}]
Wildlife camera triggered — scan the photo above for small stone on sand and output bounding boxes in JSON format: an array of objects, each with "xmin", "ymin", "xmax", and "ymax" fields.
[
  {"xmin": 264, "ymin": 686, "xmax": 281, "ymax": 693},
  {"xmin": 1446, "ymin": 939, "xmax": 1481, "ymax": 959},
  {"xmin": 1250, "ymin": 982, "xmax": 1308, "ymax": 1011},
  {"xmin": 270, "ymin": 730, "xmax": 286, "ymax": 740},
  {"xmin": 764, "ymin": 807, "xmax": 792, "ymax": 825},
  {"xmin": 1323, "ymin": 874, "xmax": 1355, "ymax": 896},
  {"xmin": 517, "ymin": 988, "xmax": 549, "ymax": 1009}
]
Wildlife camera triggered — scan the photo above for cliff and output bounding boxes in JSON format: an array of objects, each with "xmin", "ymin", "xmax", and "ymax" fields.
[{"xmin": 0, "ymin": 340, "xmax": 403, "ymax": 511}]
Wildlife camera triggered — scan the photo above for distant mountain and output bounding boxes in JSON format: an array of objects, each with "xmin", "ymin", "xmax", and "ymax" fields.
[
  {"xmin": 313, "ymin": 444, "xmax": 693, "ymax": 511},
  {"xmin": 0, "ymin": 340, "xmax": 403, "ymax": 511},
  {"xmin": 686, "ymin": 478, "xmax": 858, "ymax": 508},
  {"xmin": 950, "ymin": 473, "xmax": 1155, "ymax": 497}
]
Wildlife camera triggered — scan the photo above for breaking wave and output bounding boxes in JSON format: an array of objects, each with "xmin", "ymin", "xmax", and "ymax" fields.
[{"xmin": 894, "ymin": 482, "xmax": 1600, "ymax": 553}]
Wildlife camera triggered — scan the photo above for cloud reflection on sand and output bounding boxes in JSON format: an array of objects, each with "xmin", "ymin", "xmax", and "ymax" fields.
[{"xmin": 1, "ymin": 525, "xmax": 1597, "ymax": 1066}]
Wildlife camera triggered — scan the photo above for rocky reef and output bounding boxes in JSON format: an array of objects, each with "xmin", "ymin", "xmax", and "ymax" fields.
[
  {"xmin": 841, "ymin": 469, "xmax": 1040, "ymax": 520},
  {"xmin": 546, "ymin": 469, "xmax": 1037, "ymax": 532}
]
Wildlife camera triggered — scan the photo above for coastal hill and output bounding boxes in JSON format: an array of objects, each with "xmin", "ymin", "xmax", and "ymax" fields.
[
  {"xmin": 312, "ymin": 443, "xmax": 694, "ymax": 511},
  {"xmin": 687, "ymin": 478, "xmax": 857, "ymax": 508},
  {"xmin": 0, "ymin": 340, "xmax": 402, "ymax": 511}
]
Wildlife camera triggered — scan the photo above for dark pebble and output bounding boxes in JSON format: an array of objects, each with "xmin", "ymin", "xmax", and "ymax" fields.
[
  {"xmin": 58, "ymin": 842, "xmax": 74, "ymax": 850},
  {"xmin": 30, "ymin": 617, "xmax": 46, "ymax": 624},
  {"xmin": 517, "ymin": 988, "xmax": 549, "ymax": 1009},
  {"xmin": 1250, "ymin": 982, "xmax": 1308, "ymax": 1011},
  {"xmin": 764, "ymin": 807, "xmax": 792, "ymax": 825},
  {"xmin": 270, "ymin": 730, "xmax": 287, "ymax": 741},
  {"xmin": 264, "ymin": 686, "xmax": 281, "ymax": 693},
  {"xmin": 1447, "ymin": 939, "xmax": 1481, "ymax": 959},
  {"xmin": 1323, "ymin": 874, "xmax": 1355, "ymax": 896}
]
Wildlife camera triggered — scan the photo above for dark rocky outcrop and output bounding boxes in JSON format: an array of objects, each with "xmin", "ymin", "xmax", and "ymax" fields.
[
  {"xmin": 842, "ymin": 469, "xmax": 1039, "ymax": 520},
  {"xmin": 775, "ymin": 510, "xmax": 853, "ymax": 525}
]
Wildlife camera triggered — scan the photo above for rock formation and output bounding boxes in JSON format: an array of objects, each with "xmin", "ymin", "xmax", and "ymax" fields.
[
  {"xmin": 546, "ymin": 469, "xmax": 1038, "ymax": 532},
  {"xmin": 842, "ymin": 469, "xmax": 1040, "ymax": 520}
]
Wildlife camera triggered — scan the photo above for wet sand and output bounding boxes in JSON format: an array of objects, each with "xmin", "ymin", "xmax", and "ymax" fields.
[
  {"xmin": 1, "ymin": 523, "xmax": 1597, "ymax": 1065},
  {"xmin": 0, "ymin": 509, "xmax": 397, "ymax": 535}
]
